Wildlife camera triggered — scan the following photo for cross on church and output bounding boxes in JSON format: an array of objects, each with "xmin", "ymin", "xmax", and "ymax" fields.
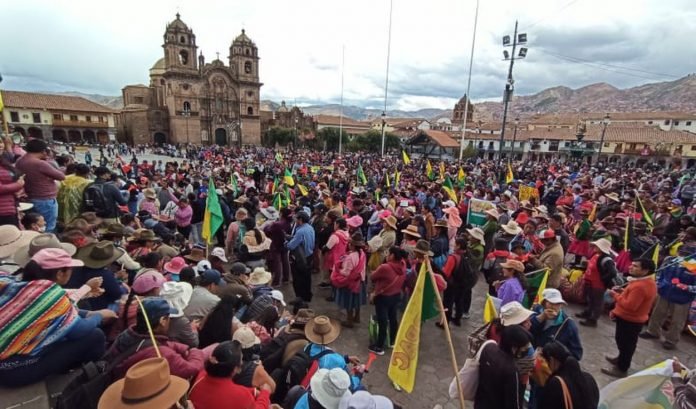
[{"xmin": 216, "ymin": 51, "xmax": 220, "ymax": 60}]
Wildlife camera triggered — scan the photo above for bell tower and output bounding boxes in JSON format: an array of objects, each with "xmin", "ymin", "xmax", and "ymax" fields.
[
  {"xmin": 162, "ymin": 13, "xmax": 198, "ymax": 73},
  {"xmin": 229, "ymin": 29, "xmax": 259, "ymax": 83},
  {"xmin": 229, "ymin": 29, "xmax": 262, "ymax": 145}
]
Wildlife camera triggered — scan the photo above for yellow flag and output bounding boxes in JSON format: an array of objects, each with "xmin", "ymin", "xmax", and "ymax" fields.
[
  {"xmin": 0, "ymin": 90, "xmax": 4, "ymax": 113},
  {"xmin": 439, "ymin": 162, "xmax": 445, "ymax": 179},
  {"xmin": 652, "ymin": 244, "xmax": 660, "ymax": 267},
  {"xmin": 297, "ymin": 184, "xmax": 308, "ymax": 196},
  {"xmin": 506, "ymin": 162, "xmax": 514, "ymax": 184},
  {"xmin": 402, "ymin": 150, "xmax": 411, "ymax": 165},
  {"xmin": 483, "ymin": 294, "xmax": 498, "ymax": 324},
  {"xmin": 395, "ymin": 170, "xmax": 401, "ymax": 186},
  {"xmin": 457, "ymin": 167, "xmax": 466, "ymax": 183},
  {"xmin": 532, "ymin": 269, "xmax": 550, "ymax": 305},
  {"xmin": 388, "ymin": 263, "xmax": 427, "ymax": 393},
  {"xmin": 588, "ymin": 203, "xmax": 598, "ymax": 222}
]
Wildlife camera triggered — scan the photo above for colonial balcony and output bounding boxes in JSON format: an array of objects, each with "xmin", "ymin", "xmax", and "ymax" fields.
[{"xmin": 53, "ymin": 119, "xmax": 109, "ymax": 128}]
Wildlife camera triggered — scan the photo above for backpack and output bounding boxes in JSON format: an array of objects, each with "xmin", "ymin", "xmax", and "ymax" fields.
[
  {"xmin": 450, "ymin": 254, "xmax": 476, "ymax": 288},
  {"xmin": 83, "ymin": 183, "xmax": 114, "ymax": 218},
  {"xmin": 270, "ymin": 347, "xmax": 332, "ymax": 404}
]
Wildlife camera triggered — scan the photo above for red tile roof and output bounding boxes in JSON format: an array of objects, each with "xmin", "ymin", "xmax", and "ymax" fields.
[
  {"xmin": 424, "ymin": 130, "xmax": 459, "ymax": 148},
  {"xmin": 1, "ymin": 90, "xmax": 116, "ymax": 113},
  {"xmin": 314, "ymin": 115, "xmax": 370, "ymax": 128}
]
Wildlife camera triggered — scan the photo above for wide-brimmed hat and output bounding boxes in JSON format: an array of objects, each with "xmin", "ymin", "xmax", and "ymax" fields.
[
  {"xmin": 466, "ymin": 227, "xmax": 485, "ymax": 245},
  {"xmin": 234, "ymin": 195, "xmax": 248, "ymax": 204},
  {"xmin": 591, "ymin": 238, "xmax": 617, "ymax": 256},
  {"xmin": 500, "ymin": 259, "xmax": 525, "ymax": 273},
  {"xmin": 413, "ymin": 240, "xmax": 434, "ymax": 257},
  {"xmin": 80, "ymin": 212, "xmax": 103, "ymax": 226},
  {"xmin": 515, "ymin": 212, "xmax": 530, "ymax": 225},
  {"xmin": 305, "ymin": 315, "xmax": 342, "ymax": 345},
  {"xmin": 75, "ymin": 241, "xmax": 125, "ymax": 269},
  {"xmin": 15, "ymin": 233, "xmax": 77, "ymax": 268},
  {"xmin": 17, "ymin": 202, "xmax": 33, "ymax": 212},
  {"xmin": 60, "ymin": 229, "xmax": 96, "ymax": 249},
  {"xmin": 160, "ymin": 282, "xmax": 193, "ymax": 318},
  {"xmin": 500, "ymin": 301, "xmax": 534, "ymax": 326},
  {"xmin": 210, "ymin": 247, "xmax": 228, "ymax": 262},
  {"xmin": 404, "ymin": 206, "xmax": 416, "ymax": 214},
  {"xmin": 401, "ymin": 224, "xmax": 421, "ymax": 238},
  {"xmin": 97, "ymin": 358, "xmax": 188, "ymax": 409},
  {"xmin": 184, "ymin": 247, "xmax": 206, "ymax": 263},
  {"xmin": 534, "ymin": 205, "xmax": 549, "ymax": 215},
  {"xmin": 311, "ymin": 368, "xmax": 352, "ymax": 409},
  {"xmin": 485, "ymin": 208, "xmax": 500, "ymax": 220},
  {"xmin": 434, "ymin": 219, "xmax": 449, "ymax": 229},
  {"xmin": 248, "ymin": 267, "xmax": 272, "ymax": 286},
  {"xmin": 501, "ymin": 220, "xmax": 522, "ymax": 235},
  {"xmin": 381, "ymin": 215, "xmax": 397, "ymax": 229},
  {"xmin": 293, "ymin": 308, "xmax": 316, "ymax": 326},
  {"xmin": 98, "ymin": 223, "xmax": 127, "ymax": 238},
  {"xmin": 64, "ymin": 218, "xmax": 93, "ymax": 234},
  {"xmin": 143, "ymin": 188, "xmax": 157, "ymax": 199},
  {"xmin": 128, "ymin": 229, "xmax": 161, "ymax": 243},
  {"xmin": 605, "ymin": 192, "xmax": 620, "ymax": 203},
  {"xmin": 339, "ymin": 391, "xmax": 393, "ymax": 409},
  {"xmin": 232, "ymin": 325, "xmax": 261, "ymax": 349},
  {"xmin": 260, "ymin": 206, "xmax": 279, "ymax": 221},
  {"xmin": 163, "ymin": 256, "xmax": 187, "ymax": 274}
]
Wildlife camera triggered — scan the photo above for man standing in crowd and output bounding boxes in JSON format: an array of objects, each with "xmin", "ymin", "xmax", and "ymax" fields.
[{"xmin": 287, "ymin": 210, "xmax": 315, "ymax": 302}]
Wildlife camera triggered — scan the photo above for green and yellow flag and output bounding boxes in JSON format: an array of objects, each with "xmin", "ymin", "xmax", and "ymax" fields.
[
  {"xmin": 385, "ymin": 172, "xmax": 391, "ymax": 188},
  {"xmin": 357, "ymin": 164, "xmax": 367, "ymax": 185},
  {"xmin": 284, "ymin": 168, "xmax": 295, "ymax": 186},
  {"xmin": 483, "ymin": 294, "xmax": 498, "ymax": 324},
  {"xmin": 230, "ymin": 174, "xmax": 239, "ymax": 197},
  {"xmin": 506, "ymin": 162, "xmax": 514, "ymax": 184},
  {"xmin": 395, "ymin": 170, "xmax": 401, "ymax": 186},
  {"xmin": 402, "ymin": 150, "xmax": 411, "ymax": 165},
  {"xmin": 637, "ymin": 196, "xmax": 653, "ymax": 229},
  {"xmin": 442, "ymin": 176, "xmax": 458, "ymax": 202},
  {"xmin": 522, "ymin": 269, "xmax": 549, "ymax": 308},
  {"xmin": 275, "ymin": 152, "xmax": 283, "ymax": 163},
  {"xmin": 388, "ymin": 262, "xmax": 439, "ymax": 393},
  {"xmin": 439, "ymin": 162, "xmax": 446, "ymax": 180},
  {"xmin": 272, "ymin": 192, "xmax": 284, "ymax": 210},
  {"xmin": 271, "ymin": 177, "xmax": 279, "ymax": 194},
  {"xmin": 457, "ymin": 167, "xmax": 466, "ymax": 185},
  {"xmin": 201, "ymin": 177, "xmax": 223, "ymax": 245},
  {"xmin": 426, "ymin": 160, "xmax": 434, "ymax": 180},
  {"xmin": 297, "ymin": 184, "xmax": 309, "ymax": 197}
]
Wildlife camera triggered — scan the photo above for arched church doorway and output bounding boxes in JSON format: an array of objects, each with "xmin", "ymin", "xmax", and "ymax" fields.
[
  {"xmin": 154, "ymin": 132, "xmax": 167, "ymax": 145},
  {"xmin": 214, "ymin": 128, "xmax": 227, "ymax": 146}
]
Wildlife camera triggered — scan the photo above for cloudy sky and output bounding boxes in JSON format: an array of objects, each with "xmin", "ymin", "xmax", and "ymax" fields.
[{"xmin": 0, "ymin": 0, "xmax": 693, "ymax": 111}]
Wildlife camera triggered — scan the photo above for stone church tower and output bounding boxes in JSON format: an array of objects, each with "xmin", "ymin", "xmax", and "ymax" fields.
[{"xmin": 120, "ymin": 13, "xmax": 262, "ymax": 146}]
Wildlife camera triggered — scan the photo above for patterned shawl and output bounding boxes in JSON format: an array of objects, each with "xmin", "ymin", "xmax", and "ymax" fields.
[
  {"xmin": 57, "ymin": 174, "xmax": 92, "ymax": 224},
  {"xmin": 0, "ymin": 278, "xmax": 78, "ymax": 360}
]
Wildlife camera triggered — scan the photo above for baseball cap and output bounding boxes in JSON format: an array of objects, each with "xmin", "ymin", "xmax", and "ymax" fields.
[
  {"xmin": 541, "ymin": 288, "xmax": 567, "ymax": 305},
  {"xmin": 139, "ymin": 297, "xmax": 178, "ymax": 324},
  {"xmin": 31, "ymin": 248, "xmax": 84, "ymax": 270},
  {"xmin": 271, "ymin": 290, "xmax": 286, "ymax": 306},
  {"xmin": 196, "ymin": 260, "xmax": 212, "ymax": 273},
  {"xmin": 230, "ymin": 262, "xmax": 251, "ymax": 275},
  {"xmin": 199, "ymin": 269, "xmax": 224, "ymax": 286}
]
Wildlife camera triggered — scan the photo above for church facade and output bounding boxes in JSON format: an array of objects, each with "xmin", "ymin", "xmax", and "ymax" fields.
[{"xmin": 119, "ymin": 13, "xmax": 262, "ymax": 146}]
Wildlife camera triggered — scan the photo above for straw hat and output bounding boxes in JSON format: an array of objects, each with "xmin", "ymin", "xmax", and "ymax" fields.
[
  {"xmin": 143, "ymin": 188, "xmax": 156, "ymax": 199},
  {"xmin": 184, "ymin": 247, "xmax": 206, "ymax": 263},
  {"xmin": 501, "ymin": 220, "xmax": 522, "ymax": 235},
  {"xmin": 434, "ymin": 219, "xmax": 449, "ymax": 229},
  {"xmin": 17, "ymin": 202, "xmax": 33, "ymax": 212},
  {"xmin": 310, "ymin": 368, "xmax": 352, "ymax": 409},
  {"xmin": 128, "ymin": 229, "xmax": 161, "ymax": 243},
  {"xmin": 499, "ymin": 301, "xmax": 534, "ymax": 326},
  {"xmin": 97, "ymin": 358, "xmax": 188, "ymax": 409},
  {"xmin": 305, "ymin": 315, "xmax": 342, "ymax": 345},
  {"xmin": 260, "ymin": 206, "xmax": 280, "ymax": 221},
  {"xmin": 98, "ymin": 223, "xmax": 127, "ymax": 238},
  {"xmin": 401, "ymin": 224, "xmax": 421, "ymax": 238},
  {"xmin": 605, "ymin": 192, "xmax": 620, "ymax": 203},
  {"xmin": 485, "ymin": 208, "xmax": 500, "ymax": 220},
  {"xmin": 248, "ymin": 267, "xmax": 272, "ymax": 286},
  {"xmin": 210, "ymin": 247, "xmax": 228, "ymax": 262},
  {"xmin": 75, "ymin": 241, "xmax": 125, "ymax": 269},
  {"xmin": 232, "ymin": 326, "xmax": 261, "ymax": 349},
  {"xmin": 466, "ymin": 227, "xmax": 485, "ymax": 245},
  {"xmin": 413, "ymin": 240, "xmax": 434, "ymax": 257},
  {"xmin": 591, "ymin": 238, "xmax": 617, "ymax": 256},
  {"xmin": 15, "ymin": 233, "xmax": 77, "ymax": 268},
  {"xmin": 381, "ymin": 215, "xmax": 397, "ymax": 229},
  {"xmin": 500, "ymin": 259, "xmax": 525, "ymax": 273}
]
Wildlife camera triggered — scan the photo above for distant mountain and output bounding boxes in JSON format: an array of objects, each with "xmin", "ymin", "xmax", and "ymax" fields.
[
  {"xmin": 474, "ymin": 74, "xmax": 696, "ymax": 121},
  {"xmin": 65, "ymin": 73, "xmax": 696, "ymax": 122}
]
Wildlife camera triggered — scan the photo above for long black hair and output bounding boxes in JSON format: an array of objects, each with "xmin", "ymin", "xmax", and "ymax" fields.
[
  {"xmin": 542, "ymin": 341, "xmax": 598, "ymax": 409},
  {"xmin": 198, "ymin": 295, "xmax": 243, "ymax": 348},
  {"xmin": 499, "ymin": 325, "xmax": 532, "ymax": 356},
  {"xmin": 242, "ymin": 217, "xmax": 262, "ymax": 244},
  {"xmin": 22, "ymin": 260, "xmax": 63, "ymax": 282}
]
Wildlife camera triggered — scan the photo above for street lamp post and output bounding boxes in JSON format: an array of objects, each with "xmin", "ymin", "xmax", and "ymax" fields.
[
  {"xmin": 294, "ymin": 117, "xmax": 299, "ymax": 150},
  {"xmin": 475, "ymin": 120, "xmax": 482, "ymax": 159},
  {"xmin": 498, "ymin": 21, "xmax": 528, "ymax": 162},
  {"xmin": 510, "ymin": 117, "xmax": 520, "ymax": 160},
  {"xmin": 596, "ymin": 113, "xmax": 610, "ymax": 164},
  {"xmin": 380, "ymin": 111, "xmax": 386, "ymax": 155}
]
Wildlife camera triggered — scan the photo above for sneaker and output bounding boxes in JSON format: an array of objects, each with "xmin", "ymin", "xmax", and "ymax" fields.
[
  {"xmin": 639, "ymin": 331, "xmax": 658, "ymax": 340},
  {"xmin": 462, "ymin": 312, "xmax": 471, "ymax": 319},
  {"xmin": 318, "ymin": 282, "xmax": 332, "ymax": 289},
  {"xmin": 368, "ymin": 345, "xmax": 385, "ymax": 355}
]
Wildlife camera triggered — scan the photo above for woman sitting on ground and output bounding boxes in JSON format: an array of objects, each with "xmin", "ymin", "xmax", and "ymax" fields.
[
  {"xmin": 232, "ymin": 326, "xmax": 276, "ymax": 393},
  {"xmin": 239, "ymin": 217, "xmax": 272, "ymax": 269}
]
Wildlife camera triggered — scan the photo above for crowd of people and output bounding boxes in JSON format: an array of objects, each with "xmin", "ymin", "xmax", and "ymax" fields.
[{"xmin": 1, "ymin": 133, "xmax": 696, "ymax": 409}]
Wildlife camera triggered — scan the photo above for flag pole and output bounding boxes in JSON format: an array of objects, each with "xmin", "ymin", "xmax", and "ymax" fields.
[
  {"xmin": 425, "ymin": 258, "xmax": 466, "ymax": 409},
  {"xmin": 458, "ymin": 0, "xmax": 480, "ymax": 161}
]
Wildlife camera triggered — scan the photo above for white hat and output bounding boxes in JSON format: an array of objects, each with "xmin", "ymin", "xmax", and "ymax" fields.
[
  {"xmin": 501, "ymin": 220, "xmax": 522, "ymax": 235},
  {"xmin": 160, "ymin": 282, "xmax": 193, "ymax": 318},
  {"xmin": 466, "ymin": 227, "xmax": 485, "ymax": 245},
  {"xmin": 339, "ymin": 391, "xmax": 393, "ymax": 409},
  {"xmin": 405, "ymin": 206, "xmax": 416, "ymax": 214},
  {"xmin": 379, "ymin": 198, "xmax": 389, "ymax": 208},
  {"xmin": 443, "ymin": 200, "xmax": 456, "ymax": 208},
  {"xmin": 249, "ymin": 267, "xmax": 273, "ymax": 286},
  {"xmin": 485, "ymin": 208, "xmax": 500, "ymax": 219},
  {"xmin": 310, "ymin": 368, "xmax": 352, "ymax": 409},
  {"xmin": 591, "ymin": 238, "xmax": 617, "ymax": 256},
  {"xmin": 210, "ymin": 247, "xmax": 228, "ymax": 263},
  {"xmin": 541, "ymin": 288, "xmax": 567, "ymax": 305},
  {"xmin": 500, "ymin": 301, "xmax": 534, "ymax": 326},
  {"xmin": 232, "ymin": 326, "xmax": 260, "ymax": 349},
  {"xmin": 17, "ymin": 202, "xmax": 33, "ymax": 212},
  {"xmin": 271, "ymin": 289, "xmax": 286, "ymax": 306},
  {"xmin": 260, "ymin": 206, "xmax": 279, "ymax": 221},
  {"xmin": 196, "ymin": 260, "xmax": 212, "ymax": 273}
]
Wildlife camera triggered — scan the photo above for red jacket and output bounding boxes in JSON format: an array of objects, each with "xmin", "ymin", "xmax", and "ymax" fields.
[
  {"xmin": 371, "ymin": 260, "xmax": 406, "ymax": 296},
  {"xmin": 190, "ymin": 371, "xmax": 270, "ymax": 409},
  {"xmin": 0, "ymin": 167, "xmax": 22, "ymax": 217}
]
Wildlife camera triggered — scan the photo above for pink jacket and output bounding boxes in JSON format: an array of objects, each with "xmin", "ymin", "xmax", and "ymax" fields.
[
  {"xmin": 324, "ymin": 229, "xmax": 349, "ymax": 270},
  {"xmin": 0, "ymin": 167, "xmax": 22, "ymax": 216}
]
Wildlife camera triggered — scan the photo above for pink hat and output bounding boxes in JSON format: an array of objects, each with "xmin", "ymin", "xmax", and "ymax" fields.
[
  {"xmin": 132, "ymin": 269, "xmax": 167, "ymax": 294},
  {"xmin": 163, "ymin": 256, "xmax": 187, "ymax": 274},
  {"xmin": 346, "ymin": 215, "xmax": 363, "ymax": 229},
  {"xmin": 31, "ymin": 248, "xmax": 84, "ymax": 270}
]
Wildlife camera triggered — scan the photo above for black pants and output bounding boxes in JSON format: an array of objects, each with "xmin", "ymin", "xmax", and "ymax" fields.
[
  {"xmin": 291, "ymin": 255, "xmax": 313, "ymax": 302},
  {"xmin": 583, "ymin": 285, "xmax": 605, "ymax": 321},
  {"xmin": 443, "ymin": 285, "xmax": 472, "ymax": 321},
  {"xmin": 0, "ymin": 214, "xmax": 19, "ymax": 227},
  {"xmin": 615, "ymin": 317, "xmax": 643, "ymax": 372},
  {"xmin": 374, "ymin": 293, "xmax": 400, "ymax": 348}
]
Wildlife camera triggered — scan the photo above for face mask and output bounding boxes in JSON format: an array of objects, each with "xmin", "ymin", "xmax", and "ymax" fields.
[{"xmin": 38, "ymin": 226, "xmax": 46, "ymax": 233}]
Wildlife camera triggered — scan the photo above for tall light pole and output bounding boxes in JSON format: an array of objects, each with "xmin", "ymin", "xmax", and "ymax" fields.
[
  {"xmin": 339, "ymin": 45, "xmax": 345, "ymax": 155},
  {"xmin": 475, "ymin": 120, "xmax": 482, "ymax": 159},
  {"xmin": 596, "ymin": 113, "xmax": 610, "ymax": 164},
  {"xmin": 458, "ymin": 0, "xmax": 480, "ymax": 161},
  {"xmin": 510, "ymin": 117, "xmax": 520, "ymax": 159},
  {"xmin": 380, "ymin": 0, "xmax": 393, "ymax": 157},
  {"xmin": 294, "ymin": 117, "xmax": 299, "ymax": 150},
  {"xmin": 182, "ymin": 103, "xmax": 191, "ymax": 145},
  {"xmin": 498, "ymin": 21, "xmax": 528, "ymax": 162}
]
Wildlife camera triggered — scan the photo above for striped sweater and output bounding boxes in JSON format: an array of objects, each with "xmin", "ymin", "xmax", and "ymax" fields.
[{"xmin": 0, "ymin": 278, "xmax": 78, "ymax": 359}]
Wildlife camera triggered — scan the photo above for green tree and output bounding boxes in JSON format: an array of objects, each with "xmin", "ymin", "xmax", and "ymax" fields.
[
  {"xmin": 316, "ymin": 127, "xmax": 342, "ymax": 151},
  {"xmin": 462, "ymin": 141, "xmax": 477, "ymax": 158},
  {"xmin": 347, "ymin": 130, "xmax": 400, "ymax": 153},
  {"xmin": 263, "ymin": 126, "xmax": 295, "ymax": 147}
]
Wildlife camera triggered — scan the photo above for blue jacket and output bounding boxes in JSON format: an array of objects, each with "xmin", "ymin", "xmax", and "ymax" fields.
[
  {"xmin": 530, "ymin": 306, "xmax": 583, "ymax": 361},
  {"xmin": 287, "ymin": 223, "xmax": 315, "ymax": 257},
  {"xmin": 657, "ymin": 259, "xmax": 696, "ymax": 305}
]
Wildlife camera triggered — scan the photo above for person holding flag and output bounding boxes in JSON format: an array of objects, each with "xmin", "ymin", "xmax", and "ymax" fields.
[{"xmin": 201, "ymin": 177, "xmax": 224, "ymax": 246}]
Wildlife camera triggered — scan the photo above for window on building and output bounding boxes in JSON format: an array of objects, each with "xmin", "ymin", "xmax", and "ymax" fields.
[
  {"xmin": 32, "ymin": 113, "xmax": 41, "ymax": 123},
  {"xmin": 664, "ymin": 120, "xmax": 670, "ymax": 125},
  {"xmin": 244, "ymin": 61, "xmax": 252, "ymax": 74},
  {"xmin": 179, "ymin": 50, "xmax": 189, "ymax": 65},
  {"xmin": 9, "ymin": 112, "xmax": 19, "ymax": 122},
  {"xmin": 70, "ymin": 115, "xmax": 78, "ymax": 121},
  {"xmin": 183, "ymin": 101, "xmax": 191, "ymax": 112},
  {"xmin": 53, "ymin": 114, "xmax": 62, "ymax": 121},
  {"xmin": 687, "ymin": 121, "xmax": 692, "ymax": 126},
  {"xmin": 648, "ymin": 120, "xmax": 653, "ymax": 125},
  {"xmin": 85, "ymin": 115, "xmax": 92, "ymax": 122},
  {"xmin": 691, "ymin": 145, "xmax": 696, "ymax": 151},
  {"xmin": 247, "ymin": 106, "xmax": 253, "ymax": 115},
  {"xmin": 674, "ymin": 120, "xmax": 680, "ymax": 126},
  {"xmin": 98, "ymin": 116, "xmax": 105, "ymax": 123},
  {"xmin": 133, "ymin": 96, "xmax": 144, "ymax": 104},
  {"xmin": 180, "ymin": 36, "xmax": 186, "ymax": 44}
]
